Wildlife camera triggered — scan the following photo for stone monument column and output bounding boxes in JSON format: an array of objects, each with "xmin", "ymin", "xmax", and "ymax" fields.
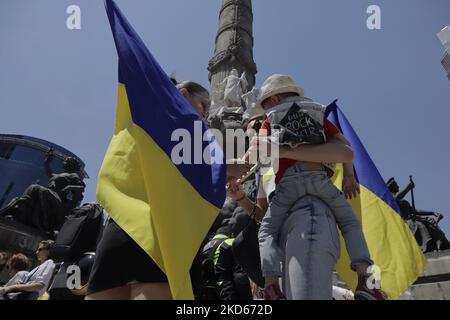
[
  {"xmin": 208, "ymin": 0, "xmax": 257, "ymax": 108},
  {"xmin": 205, "ymin": 1, "xmax": 259, "ymax": 232}
]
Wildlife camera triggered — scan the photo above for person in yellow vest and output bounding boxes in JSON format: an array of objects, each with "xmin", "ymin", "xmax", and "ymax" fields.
[{"xmin": 200, "ymin": 220, "xmax": 252, "ymax": 300}]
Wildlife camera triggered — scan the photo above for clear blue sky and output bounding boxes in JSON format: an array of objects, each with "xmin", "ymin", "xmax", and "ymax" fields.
[{"xmin": 1, "ymin": 0, "xmax": 449, "ymax": 235}]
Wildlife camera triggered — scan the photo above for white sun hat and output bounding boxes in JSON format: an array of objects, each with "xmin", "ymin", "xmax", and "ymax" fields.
[{"xmin": 255, "ymin": 74, "xmax": 304, "ymax": 109}]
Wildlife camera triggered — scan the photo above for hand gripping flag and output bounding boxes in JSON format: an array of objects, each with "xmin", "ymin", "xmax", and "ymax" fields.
[
  {"xmin": 98, "ymin": 0, "xmax": 226, "ymax": 299},
  {"xmin": 326, "ymin": 100, "xmax": 427, "ymax": 299}
]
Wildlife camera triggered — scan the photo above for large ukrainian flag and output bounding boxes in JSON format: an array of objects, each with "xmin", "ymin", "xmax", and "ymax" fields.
[
  {"xmin": 326, "ymin": 101, "xmax": 427, "ymax": 299},
  {"xmin": 98, "ymin": 0, "xmax": 226, "ymax": 299}
]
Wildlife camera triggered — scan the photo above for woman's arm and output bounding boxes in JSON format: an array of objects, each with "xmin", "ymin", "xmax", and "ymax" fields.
[
  {"xmin": 226, "ymin": 178, "xmax": 268, "ymax": 222},
  {"xmin": 1, "ymin": 282, "xmax": 44, "ymax": 294},
  {"xmin": 331, "ymin": 133, "xmax": 360, "ymax": 199},
  {"xmin": 235, "ymin": 196, "xmax": 268, "ymax": 223},
  {"xmin": 330, "ymin": 133, "xmax": 356, "ymax": 173},
  {"xmin": 280, "ymin": 137, "xmax": 354, "ymax": 164}
]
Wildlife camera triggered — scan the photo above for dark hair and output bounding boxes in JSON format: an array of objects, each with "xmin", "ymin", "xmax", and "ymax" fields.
[
  {"xmin": 176, "ymin": 80, "xmax": 209, "ymax": 97},
  {"xmin": 38, "ymin": 240, "xmax": 54, "ymax": 251},
  {"xmin": 7, "ymin": 253, "xmax": 30, "ymax": 272}
]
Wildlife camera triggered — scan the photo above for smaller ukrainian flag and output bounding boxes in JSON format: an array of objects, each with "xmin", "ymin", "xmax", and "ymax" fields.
[{"xmin": 326, "ymin": 101, "xmax": 427, "ymax": 299}]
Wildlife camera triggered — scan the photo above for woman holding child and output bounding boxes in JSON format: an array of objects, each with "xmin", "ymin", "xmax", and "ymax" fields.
[{"xmin": 227, "ymin": 74, "xmax": 387, "ymax": 300}]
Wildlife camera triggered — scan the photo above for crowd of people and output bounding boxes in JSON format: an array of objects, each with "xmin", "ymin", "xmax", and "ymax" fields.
[
  {"xmin": 2, "ymin": 73, "xmax": 445, "ymax": 300},
  {"xmin": 0, "ymin": 240, "xmax": 55, "ymax": 300}
]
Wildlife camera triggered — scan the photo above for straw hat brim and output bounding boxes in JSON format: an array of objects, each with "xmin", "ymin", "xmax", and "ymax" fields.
[{"xmin": 255, "ymin": 85, "xmax": 304, "ymax": 109}]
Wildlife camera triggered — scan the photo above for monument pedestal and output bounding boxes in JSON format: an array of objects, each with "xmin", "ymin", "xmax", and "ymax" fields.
[
  {"xmin": 332, "ymin": 249, "xmax": 450, "ymax": 299},
  {"xmin": 410, "ymin": 250, "xmax": 450, "ymax": 300}
]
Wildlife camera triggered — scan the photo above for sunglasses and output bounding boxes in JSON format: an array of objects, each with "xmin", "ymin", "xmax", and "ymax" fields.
[{"xmin": 37, "ymin": 247, "xmax": 48, "ymax": 252}]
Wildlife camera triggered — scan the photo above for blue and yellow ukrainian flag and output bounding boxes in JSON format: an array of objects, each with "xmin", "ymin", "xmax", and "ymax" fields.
[
  {"xmin": 98, "ymin": 0, "xmax": 226, "ymax": 299},
  {"xmin": 326, "ymin": 101, "xmax": 427, "ymax": 299}
]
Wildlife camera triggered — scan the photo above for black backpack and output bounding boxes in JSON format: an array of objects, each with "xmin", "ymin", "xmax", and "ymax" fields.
[
  {"xmin": 50, "ymin": 203, "xmax": 104, "ymax": 262},
  {"xmin": 198, "ymin": 237, "xmax": 227, "ymax": 300}
]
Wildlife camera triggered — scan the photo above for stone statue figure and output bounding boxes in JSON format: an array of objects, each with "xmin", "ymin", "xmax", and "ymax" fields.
[
  {"xmin": 0, "ymin": 155, "xmax": 86, "ymax": 237},
  {"xmin": 220, "ymin": 69, "xmax": 248, "ymax": 108},
  {"xmin": 242, "ymin": 86, "xmax": 262, "ymax": 116},
  {"xmin": 386, "ymin": 176, "xmax": 450, "ymax": 253},
  {"xmin": 241, "ymin": 86, "xmax": 259, "ymax": 110}
]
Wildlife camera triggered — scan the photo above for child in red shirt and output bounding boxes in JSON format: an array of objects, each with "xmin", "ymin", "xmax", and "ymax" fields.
[{"xmin": 253, "ymin": 74, "xmax": 387, "ymax": 300}]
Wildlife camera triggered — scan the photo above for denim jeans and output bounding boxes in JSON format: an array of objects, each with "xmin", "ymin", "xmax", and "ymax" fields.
[
  {"xmin": 258, "ymin": 164, "xmax": 373, "ymax": 297},
  {"xmin": 279, "ymin": 195, "xmax": 340, "ymax": 300}
]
